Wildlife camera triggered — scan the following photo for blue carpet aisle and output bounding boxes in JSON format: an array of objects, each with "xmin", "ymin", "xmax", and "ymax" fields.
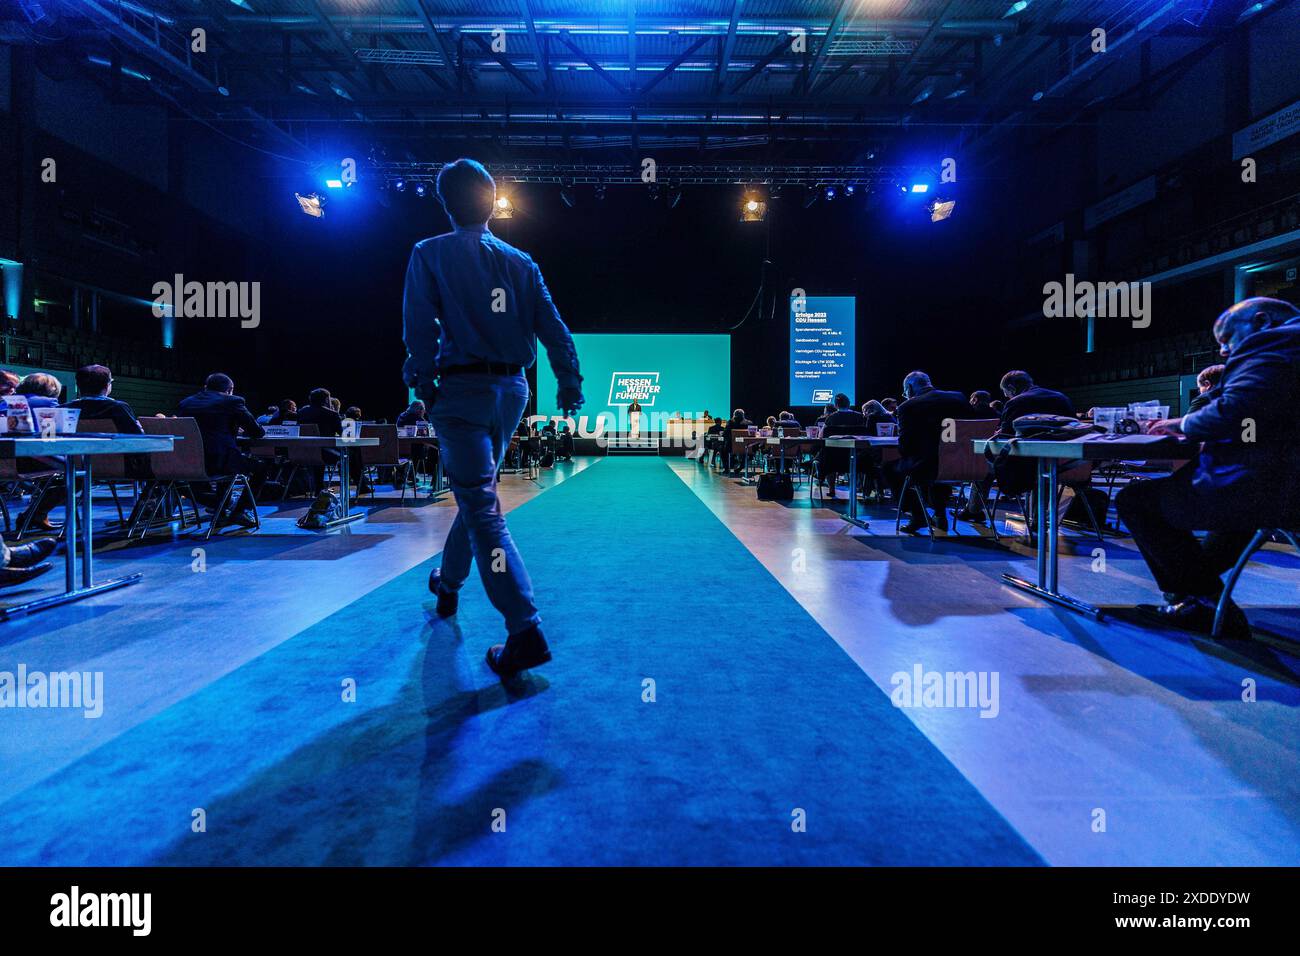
[{"xmin": 0, "ymin": 458, "xmax": 1042, "ymax": 865}]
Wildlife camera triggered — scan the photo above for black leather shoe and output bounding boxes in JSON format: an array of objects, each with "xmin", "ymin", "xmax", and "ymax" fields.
[
  {"xmin": 901, "ymin": 517, "xmax": 928, "ymax": 535},
  {"xmin": 0, "ymin": 563, "xmax": 53, "ymax": 589},
  {"xmin": 1152, "ymin": 596, "xmax": 1250, "ymax": 638},
  {"xmin": 956, "ymin": 507, "xmax": 987, "ymax": 524},
  {"xmin": 6, "ymin": 537, "xmax": 57, "ymax": 569},
  {"xmin": 428, "ymin": 568, "xmax": 458, "ymax": 617},
  {"xmin": 486, "ymin": 625, "xmax": 552, "ymax": 677}
]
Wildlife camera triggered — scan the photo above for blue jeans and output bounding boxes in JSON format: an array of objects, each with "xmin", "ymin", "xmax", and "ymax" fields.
[{"xmin": 430, "ymin": 373, "xmax": 540, "ymax": 636}]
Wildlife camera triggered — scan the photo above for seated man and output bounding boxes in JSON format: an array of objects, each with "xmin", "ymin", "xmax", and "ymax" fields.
[
  {"xmin": 816, "ymin": 393, "xmax": 868, "ymax": 498},
  {"xmin": 65, "ymin": 364, "xmax": 144, "ymax": 434},
  {"xmin": 1188, "ymin": 363, "xmax": 1225, "ymax": 413},
  {"xmin": 297, "ymin": 387, "xmax": 368, "ymax": 495},
  {"xmin": 18, "ymin": 365, "xmax": 145, "ymax": 531},
  {"xmin": 556, "ymin": 421, "xmax": 575, "ymax": 461},
  {"xmin": 958, "ymin": 370, "xmax": 1073, "ymax": 522},
  {"xmin": 177, "ymin": 372, "xmax": 266, "ymax": 529},
  {"xmin": 721, "ymin": 408, "xmax": 752, "ymax": 473},
  {"xmin": 883, "ymin": 371, "xmax": 970, "ymax": 534},
  {"xmin": 270, "ymin": 399, "xmax": 297, "ymax": 425},
  {"xmin": 968, "ymin": 390, "xmax": 995, "ymax": 419},
  {"xmin": 396, "ymin": 400, "xmax": 428, "ymax": 427},
  {"xmin": 1117, "ymin": 297, "xmax": 1300, "ymax": 636}
]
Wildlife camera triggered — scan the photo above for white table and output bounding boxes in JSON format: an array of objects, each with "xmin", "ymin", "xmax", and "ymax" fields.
[
  {"xmin": 823, "ymin": 436, "xmax": 900, "ymax": 529},
  {"xmin": 247, "ymin": 435, "xmax": 379, "ymax": 527},
  {"xmin": 974, "ymin": 434, "xmax": 1197, "ymax": 617},
  {"xmin": 0, "ymin": 434, "xmax": 177, "ymax": 619}
]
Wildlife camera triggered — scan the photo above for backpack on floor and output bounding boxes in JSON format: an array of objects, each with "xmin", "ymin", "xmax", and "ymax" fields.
[
  {"xmin": 297, "ymin": 490, "xmax": 342, "ymax": 529},
  {"xmin": 756, "ymin": 472, "xmax": 794, "ymax": 501}
]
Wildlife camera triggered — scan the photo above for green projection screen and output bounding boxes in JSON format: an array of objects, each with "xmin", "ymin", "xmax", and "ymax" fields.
[{"xmin": 534, "ymin": 333, "xmax": 730, "ymax": 426}]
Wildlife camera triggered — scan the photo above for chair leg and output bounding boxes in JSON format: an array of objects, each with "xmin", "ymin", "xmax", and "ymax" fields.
[
  {"xmin": 894, "ymin": 475, "xmax": 911, "ymax": 533},
  {"xmin": 107, "ymin": 482, "xmax": 125, "ymax": 524},
  {"xmin": 205, "ymin": 479, "xmax": 239, "ymax": 540},
  {"xmin": 281, "ymin": 465, "xmax": 298, "ymax": 501},
  {"xmin": 1075, "ymin": 486, "xmax": 1105, "ymax": 542},
  {"xmin": 16, "ymin": 474, "xmax": 54, "ymax": 540},
  {"xmin": 240, "ymin": 476, "xmax": 260, "ymax": 533},
  {"xmin": 133, "ymin": 482, "xmax": 170, "ymax": 539},
  {"xmin": 1212, "ymin": 529, "xmax": 1269, "ymax": 638},
  {"xmin": 910, "ymin": 483, "xmax": 936, "ymax": 535}
]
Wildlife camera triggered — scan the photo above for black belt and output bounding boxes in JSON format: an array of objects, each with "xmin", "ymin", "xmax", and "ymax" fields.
[{"xmin": 440, "ymin": 362, "xmax": 524, "ymax": 377}]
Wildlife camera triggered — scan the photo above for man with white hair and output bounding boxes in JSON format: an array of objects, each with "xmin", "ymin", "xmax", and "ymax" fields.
[{"xmin": 1117, "ymin": 297, "xmax": 1300, "ymax": 636}]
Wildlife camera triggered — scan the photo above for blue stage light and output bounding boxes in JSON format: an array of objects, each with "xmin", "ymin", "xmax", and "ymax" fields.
[
  {"xmin": 414, "ymin": 182, "xmax": 428, "ymax": 198},
  {"xmin": 394, "ymin": 179, "xmax": 406, "ymax": 192},
  {"xmin": 910, "ymin": 183, "xmax": 929, "ymax": 193},
  {"xmin": 325, "ymin": 179, "xmax": 344, "ymax": 189}
]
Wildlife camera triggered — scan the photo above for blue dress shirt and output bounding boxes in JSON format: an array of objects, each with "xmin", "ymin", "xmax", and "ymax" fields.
[{"xmin": 402, "ymin": 224, "xmax": 582, "ymax": 393}]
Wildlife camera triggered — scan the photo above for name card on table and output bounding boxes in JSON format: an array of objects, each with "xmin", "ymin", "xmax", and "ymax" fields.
[{"xmin": 262, "ymin": 424, "xmax": 300, "ymax": 437}]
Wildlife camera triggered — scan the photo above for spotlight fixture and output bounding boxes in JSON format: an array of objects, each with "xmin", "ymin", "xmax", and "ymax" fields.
[
  {"xmin": 414, "ymin": 182, "xmax": 428, "ymax": 198},
  {"xmin": 294, "ymin": 192, "xmax": 325, "ymax": 218},
  {"xmin": 844, "ymin": 184, "xmax": 855, "ymax": 196},
  {"xmin": 325, "ymin": 179, "xmax": 344, "ymax": 189},
  {"xmin": 393, "ymin": 178, "xmax": 406, "ymax": 192},
  {"xmin": 929, "ymin": 199, "xmax": 957, "ymax": 222},
  {"xmin": 492, "ymin": 195, "xmax": 515, "ymax": 219},
  {"xmin": 910, "ymin": 183, "xmax": 929, "ymax": 193},
  {"xmin": 740, "ymin": 194, "xmax": 767, "ymax": 222},
  {"xmin": 825, "ymin": 186, "xmax": 836, "ymax": 201}
]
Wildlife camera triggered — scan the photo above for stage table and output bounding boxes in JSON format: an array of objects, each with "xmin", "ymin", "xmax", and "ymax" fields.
[
  {"xmin": 974, "ymin": 433, "xmax": 1197, "ymax": 617},
  {"xmin": 247, "ymin": 435, "xmax": 379, "ymax": 527},
  {"xmin": 0, "ymin": 434, "xmax": 177, "ymax": 619},
  {"xmin": 823, "ymin": 436, "xmax": 899, "ymax": 529}
]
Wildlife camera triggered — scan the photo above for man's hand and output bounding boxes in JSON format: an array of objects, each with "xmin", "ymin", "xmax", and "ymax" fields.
[
  {"xmin": 1142, "ymin": 417, "xmax": 1183, "ymax": 436},
  {"xmin": 558, "ymin": 386, "xmax": 584, "ymax": 418}
]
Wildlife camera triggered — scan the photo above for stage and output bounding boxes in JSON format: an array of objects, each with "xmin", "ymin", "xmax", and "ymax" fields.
[{"xmin": 0, "ymin": 458, "xmax": 1296, "ymax": 865}]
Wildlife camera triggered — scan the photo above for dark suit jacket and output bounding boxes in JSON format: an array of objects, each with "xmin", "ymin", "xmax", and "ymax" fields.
[
  {"xmin": 65, "ymin": 396, "xmax": 144, "ymax": 434},
  {"xmin": 1187, "ymin": 387, "xmax": 1218, "ymax": 414},
  {"xmin": 896, "ymin": 388, "xmax": 970, "ymax": 481},
  {"xmin": 819, "ymin": 408, "xmax": 869, "ymax": 472},
  {"xmin": 177, "ymin": 389, "xmax": 265, "ymax": 476},
  {"xmin": 1181, "ymin": 317, "xmax": 1300, "ymax": 526},
  {"xmin": 297, "ymin": 404, "xmax": 344, "ymax": 436},
  {"xmin": 997, "ymin": 386, "xmax": 1075, "ymax": 437}
]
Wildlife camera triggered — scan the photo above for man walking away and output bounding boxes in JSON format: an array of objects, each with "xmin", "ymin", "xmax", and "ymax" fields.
[{"xmin": 403, "ymin": 158, "xmax": 584, "ymax": 678}]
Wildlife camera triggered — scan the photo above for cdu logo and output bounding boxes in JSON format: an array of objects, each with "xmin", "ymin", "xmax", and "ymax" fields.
[
  {"xmin": 811, "ymin": 389, "xmax": 833, "ymax": 404},
  {"xmin": 609, "ymin": 372, "xmax": 661, "ymax": 406}
]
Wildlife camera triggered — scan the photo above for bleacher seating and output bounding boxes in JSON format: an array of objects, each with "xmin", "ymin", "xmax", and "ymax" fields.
[{"xmin": 3, "ymin": 318, "xmax": 189, "ymax": 382}]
